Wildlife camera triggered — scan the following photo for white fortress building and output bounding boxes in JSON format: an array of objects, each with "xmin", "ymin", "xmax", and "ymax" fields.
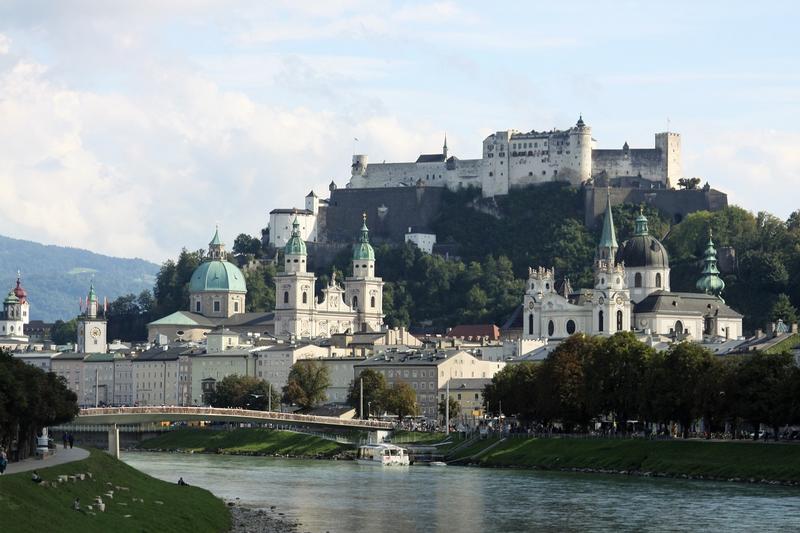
[{"xmin": 346, "ymin": 117, "xmax": 682, "ymax": 197}]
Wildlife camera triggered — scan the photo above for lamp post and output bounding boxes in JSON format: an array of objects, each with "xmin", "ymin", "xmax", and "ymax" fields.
[{"xmin": 367, "ymin": 401, "xmax": 372, "ymax": 420}]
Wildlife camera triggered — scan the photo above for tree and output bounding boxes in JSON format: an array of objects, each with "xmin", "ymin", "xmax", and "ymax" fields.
[
  {"xmin": 677, "ymin": 177, "xmax": 701, "ymax": 190},
  {"xmin": 244, "ymin": 264, "xmax": 276, "ymax": 312},
  {"xmin": 233, "ymin": 233, "xmax": 263, "ymax": 256},
  {"xmin": 733, "ymin": 352, "xmax": 799, "ymax": 438},
  {"xmin": 382, "ymin": 382, "xmax": 419, "ymax": 419},
  {"xmin": 770, "ymin": 293, "xmax": 798, "ymax": 325},
  {"xmin": 283, "ymin": 361, "xmax": 331, "ymax": 411},
  {"xmin": 346, "ymin": 369, "xmax": 387, "ymax": 418},
  {"xmin": 50, "ymin": 319, "xmax": 77, "ymax": 345},
  {"xmin": 483, "ymin": 362, "xmax": 540, "ymax": 421},
  {"xmin": 438, "ymin": 395, "xmax": 461, "ymax": 423},
  {"xmin": 208, "ymin": 375, "xmax": 280, "ymax": 410}
]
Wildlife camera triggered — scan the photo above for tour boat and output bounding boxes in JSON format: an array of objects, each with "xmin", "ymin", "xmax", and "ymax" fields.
[{"xmin": 356, "ymin": 444, "xmax": 410, "ymax": 466}]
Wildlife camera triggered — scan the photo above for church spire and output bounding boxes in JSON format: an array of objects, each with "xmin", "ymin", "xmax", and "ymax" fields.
[
  {"xmin": 597, "ymin": 188, "xmax": 618, "ymax": 261},
  {"xmin": 208, "ymin": 225, "xmax": 226, "ymax": 260},
  {"xmin": 443, "ymin": 133, "xmax": 448, "ymax": 159},
  {"xmin": 634, "ymin": 207, "xmax": 649, "ymax": 236},
  {"xmin": 696, "ymin": 228, "xmax": 725, "ymax": 299}
]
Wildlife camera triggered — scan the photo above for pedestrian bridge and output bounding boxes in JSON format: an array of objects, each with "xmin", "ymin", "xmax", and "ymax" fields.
[{"xmin": 71, "ymin": 407, "xmax": 394, "ymax": 458}]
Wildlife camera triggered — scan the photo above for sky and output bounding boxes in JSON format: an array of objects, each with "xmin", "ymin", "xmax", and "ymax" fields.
[{"xmin": 0, "ymin": 0, "xmax": 797, "ymax": 263}]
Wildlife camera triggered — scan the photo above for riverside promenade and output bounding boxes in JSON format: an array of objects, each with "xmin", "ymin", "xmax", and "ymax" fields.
[{"xmin": 4, "ymin": 447, "xmax": 89, "ymax": 475}]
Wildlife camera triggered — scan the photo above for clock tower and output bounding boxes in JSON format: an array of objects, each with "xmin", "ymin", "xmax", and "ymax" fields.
[{"xmin": 77, "ymin": 282, "xmax": 107, "ymax": 353}]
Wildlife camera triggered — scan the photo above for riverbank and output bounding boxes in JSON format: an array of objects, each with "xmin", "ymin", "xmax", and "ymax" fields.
[
  {"xmin": 136, "ymin": 428, "xmax": 354, "ymax": 458},
  {"xmin": 0, "ymin": 448, "xmax": 230, "ymax": 532},
  {"xmin": 449, "ymin": 436, "xmax": 800, "ymax": 485},
  {"xmin": 228, "ymin": 504, "xmax": 300, "ymax": 533}
]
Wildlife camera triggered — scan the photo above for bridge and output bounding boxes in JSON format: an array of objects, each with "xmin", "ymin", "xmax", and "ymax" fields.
[{"xmin": 69, "ymin": 407, "xmax": 395, "ymax": 458}]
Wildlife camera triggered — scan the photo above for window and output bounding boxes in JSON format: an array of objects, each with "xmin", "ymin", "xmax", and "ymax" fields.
[
  {"xmin": 370, "ymin": 296, "xmax": 376, "ymax": 308},
  {"xmin": 547, "ymin": 320, "xmax": 555, "ymax": 336},
  {"xmin": 283, "ymin": 292, "xmax": 289, "ymax": 304},
  {"xmin": 213, "ymin": 301, "xmax": 220, "ymax": 312},
  {"xmin": 528, "ymin": 313, "xmax": 534, "ymax": 335},
  {"xmin": 675, "ymin": 321, "xmax": 684, "ymax": 335},
  {"xmin": 635, "ymin": 273, "xmax": 642, "ymax": 288},
  {"xmin": 656, "ymin": 273, "xmax": 662, "ymax": 288},
  {"xmin": 598, "ymin": 310, "xmax": 604, "ymax": 332},
  {"xmin": 617, "ymin": 310, "xmax": 623, "ymax": 331},
  {"xmin": 302, "ymin": 292, "xmax": 307, "ymax": 304},
  {"xmin": 566, "ymin": 320, "xmax": 576, "ymax": 334},
  {"xmin": 352, "ymin": 296, "xmax": 358, "ymax": 308},
  {"xmin": 457, "ymin": 393, "xmax": 462, "ymax": 400},
  {"xmin": 234, "ymin": 301, "xmax": 239, "ymax": 312},
  {"xmin": 195, "ymin": 301, "xmax": 201, "ymax": 312}
]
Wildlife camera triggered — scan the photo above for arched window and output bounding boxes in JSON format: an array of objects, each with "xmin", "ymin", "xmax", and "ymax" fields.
[
  {"xmin": 195, "ymin": 301, "xmax": 201, "ymax": 313},
  {"xmin": 598, "ymin": 310, "xmax": 604, "ymax": 332},
  {"xmin": 566, "ymin": 320, "xmax": 576, "ymax": 335},
  {"xmin": 234, "ymin": 301, "xmax": 239, "ymax": 313},
  {"xmin": 528, "ymin": 313, "xmax": 534, "ymax": 335},
  {"xmin": 617, "ymin": 310, "xmax": 623, "ymax": 331},
  {"xmin": 634, "ymin": 272, "xmax": 642, "ymax": 288},
  {"xmin": 370, "ymin": 296, "xmax": 376, "ymax": 308},
  {"xmin": 656, "ymin": 273, "xmax": 662, "ymax": 288},
  {"xmin": 352, "ymin": 296, "xmax": 358, "ymax": 309},
  {"xmin": 302, "ymin": 292, "xmax": 307, "ymax": 304},
  {"xmin": 547, "ymin": 320, "xmax": 555, "ymax": 336},
  {"xmin": 283, "ymin": 291, "xmax": 289, "ymax": 304},
  {"xmin": 675, "ymin": 320, "xmax": 684, "ymax": 335}
]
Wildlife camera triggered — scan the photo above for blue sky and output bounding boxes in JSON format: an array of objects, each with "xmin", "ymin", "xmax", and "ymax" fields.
[{"xmin": 0, "ymin": 1, "xmax": 797, "ymax": 261}]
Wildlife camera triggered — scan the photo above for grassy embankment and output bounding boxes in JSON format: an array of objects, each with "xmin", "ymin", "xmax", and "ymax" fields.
[
  {"xmin": 138, "ymin": 428, "xmax": 353, "ymax": 457},
  {"xmin": 0, "ymin": 449, "xmax": 229, "ymax": 533},
  {"xmin": 449, "ymin": 437, "xmax": 800, "ymax": 482}
]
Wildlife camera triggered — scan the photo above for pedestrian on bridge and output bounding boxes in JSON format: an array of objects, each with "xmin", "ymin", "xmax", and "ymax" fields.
[
  {"xmin": 62, "ymin": 433, "xmax": 68, "ymax": 449},
  {"xmin": 68, "ymin": 434, "xmax": 74, "ymax": 449}
]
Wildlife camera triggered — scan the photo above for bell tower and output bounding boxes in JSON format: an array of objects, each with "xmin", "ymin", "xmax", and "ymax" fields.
[
  {"xmin": 593, "ymin": 192, "xmax": 630, "ymax": 335},
  {"xmin": 274, "ymin": 217, "xmax": 316, "ymax": 338},
  {"xmin": 77, "ymin": 282, "xmax": 107, "ymax": 353},
  {"xmin": 345, "ymin": 214, "xmax": 384, "ymax": 332}
]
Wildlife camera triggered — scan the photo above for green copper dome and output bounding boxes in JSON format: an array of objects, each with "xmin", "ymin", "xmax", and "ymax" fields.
[
  {"xmin": 353, "ymin": 214, "xmax": 375, "ymax": 261},
  {"xmin": 284, "ymin": 217, "xmax": 307, "ymax": 256},
  {"xmin": 190, "ymin": 260, "xmax": 247, "ymax": 293},
  {"xmin": 696, "ymin": 229, "xmax": 725, "ymax": 297},
  {"xmin": 4, "ymin": 290, "xmax": 18, "ymax": 305}
]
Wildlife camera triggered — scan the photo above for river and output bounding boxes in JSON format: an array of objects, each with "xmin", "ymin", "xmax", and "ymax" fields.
[{"xmin": 123, "ymin": 452, "xmax": 800, "ymax": 532}]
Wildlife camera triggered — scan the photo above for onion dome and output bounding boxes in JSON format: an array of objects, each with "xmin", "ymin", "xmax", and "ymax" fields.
[
  {"xmin": 576, "ymin": 115, "xmax": 586, "ymax": 128},
  {"xmin": 4, "ymin": 290, "xmax": 18, "ymax": 305},
  {"xmin": 696, "ymin": 229, "xmax": 725, "ymax": 298},
  {"xmin": 353, "ymin": 214, "xmax": 375, "ymax": 261},
  {"xmin": 13, "ymin": 274, "xmax": 27, "ymax": 303},
  {"xmin": 284, "ymin": 217, "xmax": 307, "ymax": 256},
  {"xmin": 617, "ymin": 211, "xmax": 669, "ymax": 268}
]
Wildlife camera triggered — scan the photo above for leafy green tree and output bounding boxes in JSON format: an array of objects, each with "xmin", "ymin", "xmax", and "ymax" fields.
[
  {"xmin": 382, "ymin": 382, "xmax": 419, "ymax": 419},
  {"xmin": 208, "ymin": 375, "xmax": 280, "ymax": 410},
  {"xmin": 733, "ymin": 352, "xmax": 799, "ymax": 438},
  {"xmin": 483, "ymin": 362, "xmax": 540, "ymax": 421},
  {"xmin": 233, "ymin": 233, "xmax": 263, "ymax": 256},
  {"xmin": 346, "ymin": 369, "xmax": 387, "ymax": 418},
  {"xmin": 244, "ymin": 264, "xmax": 276, "ymax": 312},
  {"xmin": 154, "ymin": 249, "xmax": 203, "ymax": 316},
  {"xmin": 50, "ymin": 319, "xmax": 77, "ymax": 345},
  {"xmin": 770, "ymin": 293, "xmax": 798, "ymax": 325},
  {"xmin": 283, "ymin": 361, "xmax": 331, "ymax": 411},
  {"xmin": 438, "ymin": 395, "xmax": 461, "ymax": 422}
]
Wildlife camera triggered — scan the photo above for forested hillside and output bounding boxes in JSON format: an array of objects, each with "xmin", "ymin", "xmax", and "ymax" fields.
[
  {"xmin": 140, "ymin": 184, "xmax": 800, "ymax": 338},
  {"xmin": 0, "ymin": 235, "xmax": 158, "ymax": 322}
]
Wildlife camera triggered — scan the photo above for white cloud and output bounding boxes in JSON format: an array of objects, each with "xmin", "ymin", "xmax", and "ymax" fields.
[{"xmin": 0, "ymin": 33, "xmax": 9, "ymax": 54}]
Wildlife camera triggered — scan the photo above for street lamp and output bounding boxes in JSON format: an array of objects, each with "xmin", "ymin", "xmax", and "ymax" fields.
[{"xmin": 367, "ymin": 401, "xmax": 372, "ymax": 420}]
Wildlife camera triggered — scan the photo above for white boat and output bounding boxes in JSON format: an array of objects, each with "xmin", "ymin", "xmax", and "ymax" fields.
[
  {"xmin": 429, "ymin": 461, "xmax": 447, "ymax": 467},
  {"xmin": 356, "ymin": 444, "xmax": 410, "ymax": 466}
]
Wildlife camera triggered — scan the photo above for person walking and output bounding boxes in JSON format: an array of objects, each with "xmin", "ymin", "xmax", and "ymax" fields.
[
  {"xmin": 0, "ymin": 448, "xmax": 7, "ymax": 475},
  {"xmin": 62, "ymin": 433, "xmax": 68, "ymax": 449},
  {"xmin": 68, "ymin": 434, "xmax": 74, "ymax": 449}
]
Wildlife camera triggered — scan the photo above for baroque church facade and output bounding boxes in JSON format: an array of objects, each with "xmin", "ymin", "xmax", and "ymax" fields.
[
  {"xmin": 274, "ymin": 216, "xmax": 384, "ymax": 338},
  {"xmin": 523, "ymin": 192, "xmax": 742, "ymax": 343}
]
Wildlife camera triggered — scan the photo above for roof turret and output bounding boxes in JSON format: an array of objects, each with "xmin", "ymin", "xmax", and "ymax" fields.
[
  {"xmin": 88, "ymin": 281, "xmax": 97, "ymax": 302},
  {"xmin": 597, "ymin": 189, "xmax": 618, "ymax": 262},
  {"xmin": 284, "ymin": 217, "xmax": 307, "ymax": 256},
  {"xmin": 634, "ymin": 208, "xmax": 649, "ymax": 236},
  {"xmin": 13, "ymin": 272, "xmax": 27, "ymax": 303},
  {"xmin": 209, "ymin": 226, "xmax": 222, "ymax": 246},
  {"xmin": 576, "ymin": 115, "xmax": 586, "ymax": 128},
  {"xmin": 4, "ymin": 290, "xmax": 18, "ymax": 305},
  {"xmin": 353, "ymin": 214, "xmax": 375, "ymax": 261},
  {"xmin": 696, "ymin": 229, "xmax": 725, "ymax": 298}
]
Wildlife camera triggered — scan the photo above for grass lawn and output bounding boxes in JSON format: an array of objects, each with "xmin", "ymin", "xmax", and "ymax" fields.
[
  {"xmin": 472, "ymin": 437, "xmax": 800, "ymax": 482},
  {"xmin": 137, "ymin": 428, "xmax": 353, "ymax": 457},
  {"xmin": 447, "ymin": 436, "xmax": 503, "ymax": 461},
  {"xmin": 0, "ymin": 449, "xmax": 229, "ymax": 533}
]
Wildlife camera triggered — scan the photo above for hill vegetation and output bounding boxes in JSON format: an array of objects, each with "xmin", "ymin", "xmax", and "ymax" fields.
[{"xmin": 0, "ymin": 235, "xmax": 158, "ymax": 322}]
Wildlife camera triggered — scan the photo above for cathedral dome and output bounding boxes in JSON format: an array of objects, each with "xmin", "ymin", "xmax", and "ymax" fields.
[
  {"xmin": 284, "ymin": 217, "xmax": 307, "ymax": 256},
  {"xmin": 618, "ymin": 235, "xmax": 669, "ymax": 268},
  {"xmin": 353, "ymin": 214, "xmax": 375, "ymax": 261},
  {"xmin": 189, "ymin": 260, "xmax": 247, "ymax": 294}
]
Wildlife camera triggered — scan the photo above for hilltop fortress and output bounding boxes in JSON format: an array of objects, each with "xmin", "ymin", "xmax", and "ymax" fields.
[
  {"xmin": 347, "ymin": 117, "xmax": 681, "ymax": 197},
  {"xmin": 268, "ymin": 117, "xmax": 726, "ymax": 258}
]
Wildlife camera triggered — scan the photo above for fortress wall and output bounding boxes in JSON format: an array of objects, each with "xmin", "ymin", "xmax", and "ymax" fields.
[
  {"xmin": 358, "ymin": 161, "xmax": 448, "ymax": 188},
  {"xmin": 584, "ymin": 187, "xmax": 729, "ymax": 230},
  {"xmin": 323, "ymin": 186, "xmax": 446, "ymax": 244},
  {"xmin": 592, "ymin": 149, "xmax": 665, "ymax": 182}
]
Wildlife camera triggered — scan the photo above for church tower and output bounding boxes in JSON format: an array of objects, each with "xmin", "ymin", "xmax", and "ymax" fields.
[
  {"xmin": 77, "ymin": 282, "xmax": 107, "ymax": 353},
  {"xmin": 345, "ymin": 214, "xmax": 384, "ymax": 332},
  {"xmin": 593, "ymin": 191, "xmax": 630, "ymax": 334},
  {"xmin": 696, "ymin": 229, "xmax": 725, "ymax": 300},
  {"xmin": 274, "ymin": 217, "xmax": 317, "ymax": 338}
]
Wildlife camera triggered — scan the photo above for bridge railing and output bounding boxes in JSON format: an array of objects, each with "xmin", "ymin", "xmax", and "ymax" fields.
[{"xmin": 77, "ymin": 406, "xmax": 395, "ymax": 430}]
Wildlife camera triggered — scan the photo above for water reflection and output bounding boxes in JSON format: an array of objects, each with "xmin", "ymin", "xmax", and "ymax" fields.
[{"xmin": 123, "ymin": 453, "xmax": 800, "ymax": 533}]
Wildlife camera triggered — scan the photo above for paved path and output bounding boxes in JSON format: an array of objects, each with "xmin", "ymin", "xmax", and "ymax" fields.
[{"xmin": 4, "ymin": 447, "xmax": 89, "ymax": 475}]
